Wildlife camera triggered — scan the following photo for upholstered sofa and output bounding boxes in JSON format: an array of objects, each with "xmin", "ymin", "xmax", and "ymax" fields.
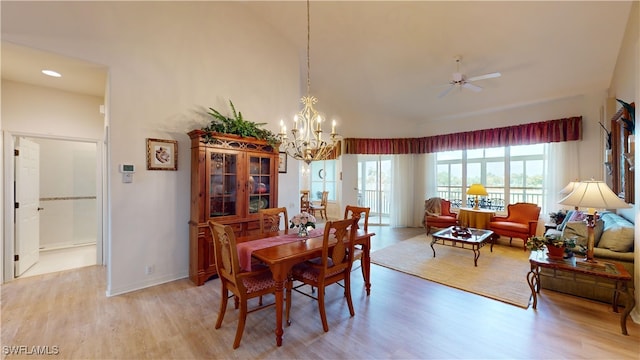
[{"xmin": 541, "ymin": 210, "xmax": 635, "ymax": 303}]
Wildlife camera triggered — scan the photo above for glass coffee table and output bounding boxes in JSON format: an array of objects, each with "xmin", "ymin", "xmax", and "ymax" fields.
[{"xmin": 430, "ymin": 226, "xmax": 496, "ymax": 266}]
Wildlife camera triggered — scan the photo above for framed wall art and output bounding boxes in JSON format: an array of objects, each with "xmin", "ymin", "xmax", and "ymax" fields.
[
  {"xmin": 278, "ymin": 152, "xmax": 287, "ymax": 173},
  {"xmin": 147, "ymin": 138, "xmax": 178, "ymax": 171}
]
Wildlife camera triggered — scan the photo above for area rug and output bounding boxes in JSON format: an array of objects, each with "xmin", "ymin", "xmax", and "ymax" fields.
[{"xmin": 371, "ymin": 235, "xmax": 532, "ymax": 308}]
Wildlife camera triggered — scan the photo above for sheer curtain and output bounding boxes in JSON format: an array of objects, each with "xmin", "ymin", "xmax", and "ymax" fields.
[
  {"xmin": 543, "ymin": 141, "xmax": 580, "ymax": 220},
  {"xmin": 390, "ymin": 154, "xmax": 415, "ymax": 227},
  {"xmin": 389, "ymin": 153, "xmax": 436, "ymax": 227},
  {"xmin": 424, "ymin": 153, "xmax": 437, "ymax": 197}
]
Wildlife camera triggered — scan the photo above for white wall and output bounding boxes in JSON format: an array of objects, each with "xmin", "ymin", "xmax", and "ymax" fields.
[
  {"xmin": 2, "ymin": 81, "xmax": 104, "ymax": 139},
  {"xmin": 1, "ymin": 1, "xmax": 300, "ymax": 295}
]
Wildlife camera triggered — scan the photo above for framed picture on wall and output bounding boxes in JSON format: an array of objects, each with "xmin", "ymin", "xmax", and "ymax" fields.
[
  {"xmin": 147, "ymin": 138, "xmax": 177, "ymax": 171},
  {"xmin": 278, "ymin": 152, "xmax": 287, "ymax": 173}
]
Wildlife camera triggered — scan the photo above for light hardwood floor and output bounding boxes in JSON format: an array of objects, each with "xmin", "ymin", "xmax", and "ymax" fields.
[{"xmin": 1, "ymin": 225, "xmax": 638, "ymax": 359}]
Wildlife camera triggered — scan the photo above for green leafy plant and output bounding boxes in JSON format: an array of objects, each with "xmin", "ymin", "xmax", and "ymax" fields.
[
  {"xmin": 201, "ymin": 100, "xmax": 280, "ymax": 146},
  {"xmin": 616, "ymin": 98, "xmax": 635, "ymax": 134},
  {"xmin": 526, "ymin": 234, "xmax": 576, "ymax": 251},
  {"xmin": 548, "ymin": 210, "xmax": 567, "ymax": 225}
]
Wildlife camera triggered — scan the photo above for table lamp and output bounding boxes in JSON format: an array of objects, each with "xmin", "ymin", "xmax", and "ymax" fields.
[
  {"xmin": 467, "ymin": 184, "xmax": 488, "ymax": 210},
  {"xmin": 559, "ymin": 180, "xmax": 580, "ymax": 210},
  {"xmin": 558, "ymin": 180, "xmax": 630, "ymax": 262}
]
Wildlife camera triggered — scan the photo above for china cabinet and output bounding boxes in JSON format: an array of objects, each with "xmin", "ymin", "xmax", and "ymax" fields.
[{"xmin": 188, "ymin": 130, "xmax": 279, "ymax": 285}]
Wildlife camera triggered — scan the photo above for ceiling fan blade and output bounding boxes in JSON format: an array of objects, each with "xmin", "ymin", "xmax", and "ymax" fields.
[
  {"xmin": 462, "ymin": 82, "xmax": 483, "ymax": 92},
  {"xmin": 466, "ymin": 72, "xmax": 501, "ymax": 82},
  {"xmin": 438, "ymin": 85, "xmax": 455, "ymax": 98}
]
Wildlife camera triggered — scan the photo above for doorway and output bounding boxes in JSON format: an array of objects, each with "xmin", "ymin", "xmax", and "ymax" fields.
[
  {"xmin": 9, "ymin": 136, "xmax": 101, "ymax": 279},
  {"xmin": 1, "ymin": 43, "xmax": 107, "ymax": 282},
  {"xmin": 357, "ymin": 155, "xmax": 392, "ymax": 225}
]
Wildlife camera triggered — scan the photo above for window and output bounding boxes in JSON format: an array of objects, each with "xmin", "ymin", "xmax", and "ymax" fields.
[
  {"xmin": 436, "ymin": 150, "xmax": 462, "ymax": 205},
  {"xmin": 309, "ymin": 160, "xmax": 337, "ymax": 202},
  {"xmin": 436, "ymin": 144, "xmax": 545, "ymax": 210}
]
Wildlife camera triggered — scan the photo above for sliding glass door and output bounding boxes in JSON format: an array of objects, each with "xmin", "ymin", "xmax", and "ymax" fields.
[{"xmin": 357, "ymin": 155, "xmax": 391, "ymax": 225}]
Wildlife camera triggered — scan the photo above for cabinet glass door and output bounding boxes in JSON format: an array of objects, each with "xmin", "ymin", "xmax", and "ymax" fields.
[
  {"xmin": 209, "ymin": 151, "xmax": 238, "ymax": 218},
  {"xmin": 248, "ymin": 154, "xmax": 272, "ymax": 214}
]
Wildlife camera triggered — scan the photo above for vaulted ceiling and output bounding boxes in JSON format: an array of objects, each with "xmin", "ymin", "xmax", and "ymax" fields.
[
  {"xmin": 1, "ymin": 1, "xmax": 633, "ymax": 136},
  {"xmin": 246, "ymin": 1, "xmax": 632, "ymax": 129}
]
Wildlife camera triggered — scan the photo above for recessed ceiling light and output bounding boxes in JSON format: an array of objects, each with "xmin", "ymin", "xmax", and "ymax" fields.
[{"xmin": 42, "ymin": 69, "xmax": 62, "ymax": 77}]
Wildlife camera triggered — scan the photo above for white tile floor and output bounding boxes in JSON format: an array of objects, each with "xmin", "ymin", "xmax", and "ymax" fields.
[{"xmin": 18, "ymin": 244, "xmax": 97, "ymax": 278}]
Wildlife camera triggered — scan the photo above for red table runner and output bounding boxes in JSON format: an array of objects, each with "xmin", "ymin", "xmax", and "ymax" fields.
[{"xmin": 237, "ymin": 227, "xmax": 325, "ymax": 271}]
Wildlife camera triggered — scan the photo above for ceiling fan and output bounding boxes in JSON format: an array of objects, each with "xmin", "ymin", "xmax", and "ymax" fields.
[{"xmin": 438, "ymin": 56, "xmax": 501, "ymax": 98}]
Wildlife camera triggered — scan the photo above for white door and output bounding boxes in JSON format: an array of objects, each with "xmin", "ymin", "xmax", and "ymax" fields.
[{"xmin": 15, "ymin": 137, "xmax": 40, "ymax": 276}]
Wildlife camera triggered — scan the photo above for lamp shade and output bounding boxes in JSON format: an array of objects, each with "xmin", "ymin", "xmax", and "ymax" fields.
[
  {"xmin": 558, "ymin": 180, "xmax": 631, "ymax": 212},
  {"xmin": 466, "ymin": 184, "xmax": 488, "ymax": 196},
  {"xmin": 559, "ymin": 181, "xmax": 579, "ymax": 195}
]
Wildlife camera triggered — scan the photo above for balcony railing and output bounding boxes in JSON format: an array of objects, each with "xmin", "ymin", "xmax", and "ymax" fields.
[
  {"xmin": 358, "ymin": 190, "xmax": 391, "ymax": 216},
  {"xmin": 356, "ymin": 188, "xmax": 543, "ymax": 217},
  {"xmin": 437, "ymin": 189, "xmax": 544, "ymax": 211}
]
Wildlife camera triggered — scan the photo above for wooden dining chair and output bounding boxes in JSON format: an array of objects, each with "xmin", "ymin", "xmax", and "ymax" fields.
[
  {"xmin": 344, "ymin": 205, "xmax": 370, "ymax": 283},
  {"xmin": 310, "ymin": 191, "xmax": 328, "ymax": 219},
  {"xmin": 258, "ymin": 207, "xmax": 289, "ymax": 234},
  {"xmin": 300, "ymin": 191, "xmax": 311, "ymax": 213},
  {"xmin": 285, "ymin": 218, "xmax": 357, "ymax": 332},
  {"xmin": 208, "ymin": 220, "xmax": 283, "ymax": 349}
]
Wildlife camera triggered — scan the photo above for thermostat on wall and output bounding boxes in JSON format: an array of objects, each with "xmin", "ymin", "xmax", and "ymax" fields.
[
  {"xmin": 119, "ymin": 164, "xmax": 135, "ymax": 173},
  {"xmin": 119, "ymin": 164, "xmax": 135, "ymax": 183}
]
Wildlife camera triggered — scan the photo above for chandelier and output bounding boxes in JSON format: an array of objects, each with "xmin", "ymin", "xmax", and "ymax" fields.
[{"xmin": 278, "ymin": 0, "xmax": 339, "ymax": 165}]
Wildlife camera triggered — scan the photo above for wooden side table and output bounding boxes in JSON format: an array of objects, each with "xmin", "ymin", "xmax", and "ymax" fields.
[{"xmin": 527, "ymin": 250, "xmax": 635, "ymax": 335}]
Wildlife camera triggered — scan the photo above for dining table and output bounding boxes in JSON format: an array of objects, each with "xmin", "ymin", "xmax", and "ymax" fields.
[{"xmin": 236, "ymin": 226, "xmax": 375, "ymax": 346}]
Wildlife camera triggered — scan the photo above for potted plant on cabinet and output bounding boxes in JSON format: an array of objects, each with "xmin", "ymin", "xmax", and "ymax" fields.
[{"xmin": 200, "ymin": 100, "xmax": 280, "ymax": 146}]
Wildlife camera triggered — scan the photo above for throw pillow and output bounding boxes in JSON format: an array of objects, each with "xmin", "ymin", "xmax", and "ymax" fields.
[
  {"xmin": 597, "ymin": 213, "xmax": 635, "ymax": 252},
  {"xmin": 562, "ymin": 220, "xmax": 604, "ymax": 248}
]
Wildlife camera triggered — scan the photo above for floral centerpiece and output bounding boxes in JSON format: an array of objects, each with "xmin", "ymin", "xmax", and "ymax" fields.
[
  {"xmin": 290, "ymin": 212, "xmax": 316, "ymax": 237},
  {"xmin": 526, "ymin": 234, "xmax": 576, "ymax": 259}
]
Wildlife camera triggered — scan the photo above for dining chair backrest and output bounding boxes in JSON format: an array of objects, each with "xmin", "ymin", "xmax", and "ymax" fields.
[
  {"xmin": 259, "ymin": 207, "xmax": 289, "ymax": 234},
  {"xmin": 320, "ymin": 191, "xmax": 329, "ymax": 206},
  {"xmin": 344, "ymin": 205, "xmax": 370, "ymax": 232},
  {"xmin": 310, "ymin": 191, "xmax": 329, "ymax": 219},
  {"xmin": 300, "ymin": 192, "xmax": 310, "ymax": 213},
  {"xmin": 208, "ymin": 220, "xmax": 244, "ymax": 292},
  {"xmin": 319, "ymin": 218, "xmax": 357, "ymax": 280}
]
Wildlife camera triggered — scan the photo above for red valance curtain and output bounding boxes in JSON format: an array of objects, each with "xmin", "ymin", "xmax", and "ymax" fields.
[{"xmin": 343, "ymin": 116, "xmax": 582, "ymax": 155}]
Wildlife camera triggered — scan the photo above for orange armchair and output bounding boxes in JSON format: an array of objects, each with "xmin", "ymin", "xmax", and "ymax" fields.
[
  {"xmin": 424, "ymin": 197, "xmax": 458, "ymax": 234},
  {"xmin": 488, "ymin": 202, "xmax": 541, "ymax": 250}
]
